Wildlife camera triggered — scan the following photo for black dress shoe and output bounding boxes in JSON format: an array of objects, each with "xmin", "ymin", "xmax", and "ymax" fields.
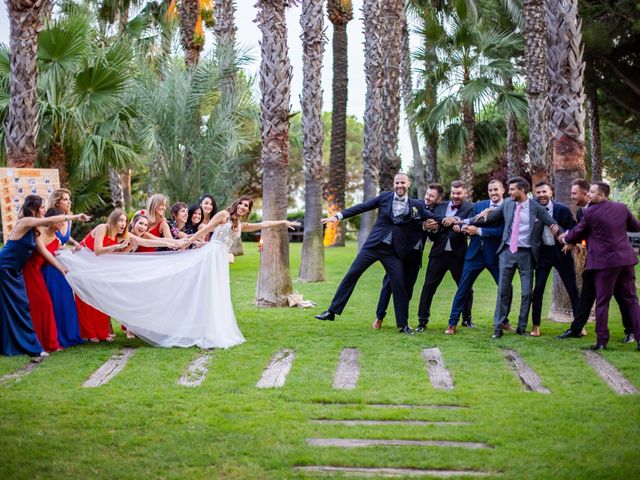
[
  {"xmin": 623, "ymin": 333, "xmax": 635, "ymax": 344},
  {"xmin": 399, "ymin": 326, "xmax": 416, "ymax": 335},
  {"xmin": 315, "ymin": 310, "xmax": 335, "ymax": 321},
  {"xmin": 516, "ymin": 328, "xmax": 528, "ymax": 336},
  {"xmin": 415, "ymin": 322, "xmax": 427, "ymax": 333},
  {"xmin": 462, "ymin": 319, "xmax": 476, "ymax": 328},
  {"xmin": 556, "ymin": 329, "xmax": 581, "ymax": 339},
  {"xmin": 589, "ymin": 344, "xmax": 606, "ymax": 350},
  {"xmin": 492, "ymin": 329, "xmax": 503, "ymax": 339}
]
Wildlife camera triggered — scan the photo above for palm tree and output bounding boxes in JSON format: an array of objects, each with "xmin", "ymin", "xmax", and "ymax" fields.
[
  {"xmin": 167, "ymin": 0, "xmax": 215, "ymax": 67},
  {"xmin": 4, "ymin": 0, "xmax": 51, "ymax": 168},
  {"xmin": 522, "ymin": 0, "xmax": 551, "ymax": 183},
  {"xmin": 545, "ymin": 0, "xmax": 587, "ymax": 320},
  {"xmin": 298, "ymin": 0, "xmax": 326, "ymax": 282},
  {"xmin": 214, "ymin": 0, "xmax": 236, "ymax": 47},
  {"xmin": 359, "ymin": 0, "xmax": 384, "ymax": 248},
  {"xmin": 378, "ymin": 0, "xmax": 404, "ymax": 191},
  {"xmin": 255, "ymin": 0, "xmax": 295, "ymax": 306},
  {"xmin": 323, "ymin": 0, "xmax": 353, "ymax": 248}
]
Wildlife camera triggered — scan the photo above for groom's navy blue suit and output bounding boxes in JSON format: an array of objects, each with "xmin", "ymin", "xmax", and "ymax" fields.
[{"xmin": 328, "ymin": 192, "xmax": 439, "ymax": 328}]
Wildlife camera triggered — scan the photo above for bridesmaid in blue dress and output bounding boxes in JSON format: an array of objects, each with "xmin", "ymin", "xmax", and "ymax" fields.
[
  {"xmin": 42, "ymin": 190, "xmax": 84, "ymax": 347},
  {"xmin": 0, "ymin": 195, "xmax": 90, "ymax": 357}
]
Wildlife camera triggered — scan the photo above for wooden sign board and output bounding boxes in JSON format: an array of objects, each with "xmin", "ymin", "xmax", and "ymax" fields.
[{"xmin": 0, "ymin": 168, "xmax": 60, "ymax": 240}]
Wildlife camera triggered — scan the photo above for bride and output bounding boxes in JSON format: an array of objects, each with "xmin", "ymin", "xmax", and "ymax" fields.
[{"xmin": 58, "ymin": 196, "xmax": 300, "ymax": 349}]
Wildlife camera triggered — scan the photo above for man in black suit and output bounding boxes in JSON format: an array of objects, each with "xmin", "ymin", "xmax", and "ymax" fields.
[
  {"xmin": 315, "ymin": 173, "xmax": 440, "ymax": 334},
  {"xmin": 416, "ymin": 180, "xmax": 475, "ymax": 331},
  {"xmin": 530, "ymin": 181, "xmax": 579, "ymax": 336},
  {"xmin": 372, "ymin": 183, "xmax": 444, "ymax": 330}
]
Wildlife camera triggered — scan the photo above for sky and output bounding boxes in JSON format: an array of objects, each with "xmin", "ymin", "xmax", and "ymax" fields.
[{"xmin": 0, "ymin": 1, "xmax": 414, "ymax": 166}]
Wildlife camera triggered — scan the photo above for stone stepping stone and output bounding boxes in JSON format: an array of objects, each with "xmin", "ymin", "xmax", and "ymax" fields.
[
  {"xmin": 294, "ymin": 466, "xmax": 494, "ymax": 477},
  {"xmin": 583, "ymin": 350, "xmax": 638, "ymax": 394},
  {"xmin": 311, "ymin": 402, "xmax": 466, "ymax": 410},
  {"xmin": 306, "ymin": 438, "xmax": 491, "ymax": 449},
  {"xmin": 311, "ymin": 419, "xmax": 471, "ymax": 426},
  {"xmin": 177, "ymin": 353, "xmax": 212, "ymax": 387},
  {"xmin": 333, "ymin": 348, "xmax": 360, "ymax": 390},
  {"xmin": 256, "ymin": 349, "xmax": 295, "ymax": 389},
  {"xmin": 422, "ymin": 348, "xmax": 454, "ymax": 390},
  {"xmin": 83, "ymin": 348, "xmax": 135, "ymax": 388},
  {"xmin": 502, "ymin": 349, "xmax": 550, "ymax": 394},
  {"xmin": 0, "ymin": 360, "xmax": 41, "ymax": 385}
]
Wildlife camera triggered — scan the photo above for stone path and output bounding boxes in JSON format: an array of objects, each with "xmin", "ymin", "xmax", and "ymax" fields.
[
  {"xmin": 177, "ymin": 353, "xmax": 212, "ymax": 387},
  {"xmin": 332, "ymin": 348, "xmax": 360, "ymax": 390},
  {"xmin": 83, "ymin": 348, "xmax": 135, "ymax": 388},
  {"xmin": 422, "ymin": 347, "xmax": 454, "ymax": 390},
  {"xmin": 0, "ymin": 359, "xmax": 41, "ymax": 385},
  {"xmin": 256, "ymin": 349, "xmax": 295, "ymax": 389},
  {"xmin": 294, "ymin": 466, "xmax": 494, "ymax": 478},
  {"xmin": 503, "ymin": 349, "xmax": 550, "ymax": 394},
  {"xmin": 583, "ymin": 350, "xmax": 638, "ymax": 394}
]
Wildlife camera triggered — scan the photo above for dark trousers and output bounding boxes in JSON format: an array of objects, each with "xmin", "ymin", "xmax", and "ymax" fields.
[
  {"xmin": 417, "ymin": 252, "xmax": 472, "ymax": 323},
  {"xmin": 329, "ymin": 243, "xmax": 410, "ymax": 328},
  {"xmin": 569, "ymin": 270, "xmax": 635, "ymax": 335},
  {"xmin": 531, "ymin": 245, "xmax": 580, "ymax": 326},
  {"xmin": 591, "ymin": 266, "xmax": 640, "ymax": 346},
  {"xmin": 448, "ymin": 258, "xmax": 508, "ymax": 326},
  {"xmin": 376, "ymin": 248, "xmax": 422, "ymax": 320},
  {"xmin": 494, "ymin": 248, "xmax": 534, "ymax": 330}
]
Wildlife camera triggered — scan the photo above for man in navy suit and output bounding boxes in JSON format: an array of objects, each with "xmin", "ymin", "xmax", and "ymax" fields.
[
  {"xmin": 445, "ymin": 179, "xmax": 510, "ymax": 333},
  {"xmin": 416, "ymin": 180, "xmax": 474, "ymax": 331},
  {"xmin": 315, "ymin": 173, "xmax": 440, "ymax": 334},
  {"xmin": 530, "ymin": 181, "xmax": 579, "ymax": 336},
  {"xmin": 372, "ymin": 183, "xmax": 444, "ymax": 330},
  {"xmin": 560, "ymin": 181, "xmax": 640, "ymax": 349}
]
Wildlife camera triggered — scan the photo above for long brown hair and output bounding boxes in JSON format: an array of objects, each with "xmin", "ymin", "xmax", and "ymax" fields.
[
  {"xmin": 46, "ymin": 188, "xmax": 72, "ymax": 211},
  {"xmin": 105, "ymin": 209, "xmax": 130, "ymax": 242},
  {"xmin": 227, "ymin": 195, "xmax": 253, "ymax": 230}
]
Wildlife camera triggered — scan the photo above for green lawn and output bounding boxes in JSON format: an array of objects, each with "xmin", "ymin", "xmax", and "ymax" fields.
[{"xmin": 1, "ymin": 242, "xmax": 639, "ymax": 479}]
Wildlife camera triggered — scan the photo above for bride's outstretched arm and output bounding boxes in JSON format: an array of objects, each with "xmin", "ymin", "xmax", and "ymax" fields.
[
  {"xmin": 241, "ymin": 220, "xmax": 301, "ymax": 233},
  {"xmin": 190, "ymin": 210, "xmax": 230, "ymax": 242}
]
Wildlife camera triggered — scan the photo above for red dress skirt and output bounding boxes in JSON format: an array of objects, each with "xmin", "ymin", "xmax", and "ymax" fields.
[
  {"xmin": 136, "ymin": 222, "xmax": 163, "ymax": 253},
  {"xmin": 75, "ymin": 231, "xmax": 118, "ymax": 340},
  {"xmin": 23, "ymin": 239, "xmax": 62, "ymax": 352}
]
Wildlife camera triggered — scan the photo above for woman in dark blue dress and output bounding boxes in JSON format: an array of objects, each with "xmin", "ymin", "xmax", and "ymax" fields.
[{"xmin": 0, "ymin": 195, "xmax": 90, "ymax": 357}]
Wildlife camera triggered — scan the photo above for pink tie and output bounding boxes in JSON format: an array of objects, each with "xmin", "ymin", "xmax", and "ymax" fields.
[{"xmin": 509, "ymin": 202, "xmax": 522, "ymax": 254}]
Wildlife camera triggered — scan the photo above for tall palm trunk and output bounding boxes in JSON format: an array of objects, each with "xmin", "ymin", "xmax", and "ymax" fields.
[
  {"xmin": 522, "ymin": 0, "xmax": 551, "ymax": 184},
  {"xmin": 421, "ymin": 1, "xmax": 439, "ymax": 184},
  {"xmin": 255, "ymin": 0, "xmax": 294, "ymax": 306},
  {"xmin": 180, "ymin": 0, "xmax": 204, "ymax": 68},
  {"xmin": 424, "ymin": 130, "xmax": 439, "ymax": 183},
  {"xmin": 586, "ymin": 83, "xmax": 602, "ymax": 182},
  {"xmin": 377, "ymin": 0, "xmax": 403, "ymax": 192},
  {"xmin": 214, "ymin": 0, "xmax": 236, "ymax": 47},
  {"xmin": 460, "ymin": 69, "xmax": 475, "ymax": 194},
  {"xmin": 5, "ymin": 0, "xmax": 50, "ymax": 168},
  {"xmin": 324, "ymin": 0, "xmax": 353, "ymax": 248},
  {"xmin": 298, "ymin": 0, "xmax": 326, "ymax": 282},
  {"xmin": 504, "ymin": 75, "xmax": 520, "ymax": 177},
  {"xmin": 359, "ymin": 0, "xmax": 383, "ymax": 249},
  {"xmin": 400, "ymin": 5, "xmax": 426, "ymax": 199},
  {"xmin": 546, "ymin": 0, "xmax": 587, "ymax": 320}
]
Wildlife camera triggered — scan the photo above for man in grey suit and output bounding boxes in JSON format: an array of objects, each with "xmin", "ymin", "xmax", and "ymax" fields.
[{"xmin": 471, "ymin": 177, "xmax": 560, "ymax": 338}]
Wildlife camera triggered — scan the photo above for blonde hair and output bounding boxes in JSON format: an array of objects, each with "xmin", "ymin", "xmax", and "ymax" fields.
[
  {"xmin": 47, "ymin": 188, "xmax": 72, "ymax": 211},
  {"xmin": 146, "ymin": 194, "xmax": 168, "ymax": 224},
  {"xmin": 105, "ymin": 208, "xmax": 130, "ymax": 242}
]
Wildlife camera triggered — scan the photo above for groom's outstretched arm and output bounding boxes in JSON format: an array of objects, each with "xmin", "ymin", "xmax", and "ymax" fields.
[{"xmin": 322, "ymin": 195, "xmax": 382, "ymax": 224}]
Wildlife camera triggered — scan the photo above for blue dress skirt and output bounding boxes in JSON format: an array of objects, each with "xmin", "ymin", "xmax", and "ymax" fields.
[
  {"xmin": 42, "ymin": 223, "xmax": 84, "ymax": 347},
  {"xmin": 0, "ymin": 229, "xmax": 44, "ymax": 356}
]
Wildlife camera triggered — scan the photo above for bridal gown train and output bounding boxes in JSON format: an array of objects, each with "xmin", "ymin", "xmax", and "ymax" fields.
[{"xmin": 58, "ymin": 221, "xmax": 245, "ymax": 349}]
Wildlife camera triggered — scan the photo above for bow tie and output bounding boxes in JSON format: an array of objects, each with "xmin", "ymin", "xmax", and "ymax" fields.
[{"xmin": 450, "ymin": 205, "xmax": 458, "ymax": 211}]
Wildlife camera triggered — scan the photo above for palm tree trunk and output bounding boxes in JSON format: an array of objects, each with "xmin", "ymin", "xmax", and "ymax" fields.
[
  {"xmin": 255, "ymin": 0, "xmax": 294, "ymax": 306},
  {"xmin": 180, "ymin": 0, "xmax": 203, "ymax": 68},
  {"xmin": 546, "ymin": 0, "xmax": 587, "ymax": 321},
  {"xmin": 587, "ymin": 83, "xmax": 602, "ymax": 182},
  {"xmin": 400, "ymin": 6, "xmax": 426, "ymax": 199},
  {"xmin": 378, "ymin": 0, "xmax": 403, "ymax": 192},
  {"xmin": 522, "ymin": 0, "xmax": 551, "ymax": 184},
  {"xmin": 324, "ymin": 3, "xmax": 352, "ymax": 248},
  {"xmin": 461, "ymin": 100, "xmax": 475, "ymax": 195},
  {"xmin": 5, "ymin": 0, "xmax": 50, "ymax": 168},
  {"xmin": 108, "ymin": 167, "xmax": 125, "ymax": 208},
  {"xmin": 214, "ymin": 0, "xmax": 237, "ymax": 47},
  {"xmin": 504, "ymin": 76, "xmax": 520, "ymax": 178},
  {"xmin": 425, "ymin": 130, "xmax": 439, "ymax": 183},
  {"xmin": 298, "ymin": 0, "xmax": 326, "ymax": 282},
  {"xmin": 359, "ymin": 0, "xmax": 383, "ymax": 249}
]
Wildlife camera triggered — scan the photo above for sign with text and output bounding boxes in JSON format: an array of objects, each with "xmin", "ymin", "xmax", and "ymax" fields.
[{"xmin": 0, "ymin": 168, "xmax": 60, "ymax": 240}]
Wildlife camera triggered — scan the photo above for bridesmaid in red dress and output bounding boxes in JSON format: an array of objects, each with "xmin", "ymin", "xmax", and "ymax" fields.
[
  {"xmin": 22, "ymin": 210, "xmax": 73, "ymax": 353},
  {"xmin": 137, "ymin": 194, "xmax": 172, "ymax": 253}
]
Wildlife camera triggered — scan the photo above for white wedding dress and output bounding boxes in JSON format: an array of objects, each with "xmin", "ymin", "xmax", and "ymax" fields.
[{"xmin": 58, "ymin": 221, "xmax": 245, "ymax": 349}]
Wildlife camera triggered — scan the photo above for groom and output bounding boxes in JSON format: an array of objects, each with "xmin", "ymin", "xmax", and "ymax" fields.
[{"xmin": 315, "ymin": 173, "xmax": 440, "ymax": 334}]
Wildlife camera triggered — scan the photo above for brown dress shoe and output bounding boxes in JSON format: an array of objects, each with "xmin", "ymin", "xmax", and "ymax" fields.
[
  {"xmin": 372, "ymin": 319, "xmax": 383, "ymax": 330},
  {"xmin": 501, "ymin": 322, "xmax": 514, "ymax": 331},
  {"xmin": 444, "ymin": 326, "xmax": 456, "ymax": 335}
]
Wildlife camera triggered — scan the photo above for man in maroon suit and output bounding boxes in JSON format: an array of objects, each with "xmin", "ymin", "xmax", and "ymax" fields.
[{"xmin": 559, "ymin": 181, "xmax": 640, "ymax": 350}]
